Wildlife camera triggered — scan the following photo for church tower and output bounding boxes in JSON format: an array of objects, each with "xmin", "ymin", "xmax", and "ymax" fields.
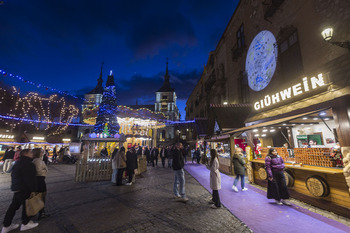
[{"xmin": 155, "ymin": 59, "xmax": 180, "ymax": 121}]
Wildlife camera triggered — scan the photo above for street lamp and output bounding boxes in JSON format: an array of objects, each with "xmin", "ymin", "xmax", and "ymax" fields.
[{"xmin": 321, "ymin": 28, "xmax": 350, "ymax": 51}]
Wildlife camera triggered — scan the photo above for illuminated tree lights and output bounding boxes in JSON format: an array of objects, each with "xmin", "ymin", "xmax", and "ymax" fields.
[
  {"xmin": 0, "ymin": 87, "xmax": 80, "ymax": 135},
  {"xmin": 94, "ymin": 76, "xmax": 120, "ymax": 135}
]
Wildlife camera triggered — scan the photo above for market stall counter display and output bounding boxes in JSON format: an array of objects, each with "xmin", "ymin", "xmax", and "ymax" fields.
[{"xmin": 251, "ymin": 147, "xmax": 349, "ymax": 218}]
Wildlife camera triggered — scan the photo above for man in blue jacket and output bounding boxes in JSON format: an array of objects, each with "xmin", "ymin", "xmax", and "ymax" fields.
[
  {"xmin": 172, "ymin": 142, "xmax": 188, "ymax": 203},
  {"xmin": 1, "ymin": 149, "xmax": 39, "ymax": 233}
]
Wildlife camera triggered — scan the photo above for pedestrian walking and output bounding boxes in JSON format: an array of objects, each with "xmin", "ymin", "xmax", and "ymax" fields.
[
  {"xmin": 32, "ymin": 148, "xmax": 49, "ymax": 220},
  {"xmin": 232, "ymin": 147, "xmax": 248, "ymax": 192},
  {"xmin": 52, "ymin": 146, "xmax": 58, "ymax": 162},
  {"xmin": 2, "ymin": 147, "xmax": 15, "ymax": 174},
  {"xmin": 160, "ymin": 146, "xmax": 167, "ymax": 168},
  {"xmin": 100, "ymin": 147, "xmax": 108, "ymax": 158},
  {"xmin": 172, "ymin": 142, "xmax": 188, "ymax": 202},
  {"xmin": 111, "ymin": 147, "xmax": 119, "ymax": 184},
  {"xmin": 116, "ymin": 147, "xmax": 126, "ymax": 186},
  {"xmin": 144, "ymin": 147, "xmax": 151, "ymax": 166},
  {"xmin": 196, "ymin": 148, "xmax": 201, "ymax": 164},
  {"xmin": 265, "ymin": 148, "xmax": 291, "ymax": 205},
  {"xmin": 151, "ymin": 146, "xmax": 159, "ymax": 167},
  {"xmin": 207, "ymin": 149, "xmax": 221, "ymax": 208},
  {"xmin": 126, "ymin": 147, "xmax": 138, "ymax": 186},
  {"xmin": 1, "ymin": 149, "xmax": 39, "ymax": 233}
]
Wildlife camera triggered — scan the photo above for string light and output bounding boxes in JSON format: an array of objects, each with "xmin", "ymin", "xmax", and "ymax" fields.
[
  {"xmin": 0, "ymin": 68, "xmax": 86, "ymax": 101},
  {"xmin": 0, "ymin": 114, "xmax": 88, "ymax": 126}
]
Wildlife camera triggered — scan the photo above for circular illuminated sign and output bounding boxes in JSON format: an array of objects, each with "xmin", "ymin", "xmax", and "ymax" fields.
[{"xmin": 246, "ymin": 30, "xmax": 278, "ymax": 91}]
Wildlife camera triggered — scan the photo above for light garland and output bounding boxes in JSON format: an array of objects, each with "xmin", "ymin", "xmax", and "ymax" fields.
[
  {"xmin": 0, "ymin": 114, "xmax": 88, "ymax": 126},
  {"xmin": 0, "ymin": 68, "xmax": 86, "ymax": 101}
]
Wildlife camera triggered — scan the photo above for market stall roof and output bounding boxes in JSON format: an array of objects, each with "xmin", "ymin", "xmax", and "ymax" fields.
[
  {"xmin": 225, "ymin": 109, "xmax": 324, "ymax": 135},
  {"xmin": 208, "ymin": 104, "xmax": 252, "ymax": 134}
]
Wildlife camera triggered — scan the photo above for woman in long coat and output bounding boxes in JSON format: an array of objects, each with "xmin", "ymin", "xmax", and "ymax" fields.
[
  {"xmin": 32, "ymin": 148, "xmax": 49, "ymax": 219},
  {"xmin": 207, "ymin": 149, "xmax": 221, "ymax": 208},
  {"xmin": 265, "ymin": 148, "xmax": 291, "ymax": 205}
]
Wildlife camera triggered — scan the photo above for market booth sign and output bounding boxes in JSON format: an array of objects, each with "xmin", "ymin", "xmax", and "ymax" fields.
[{"xmin": 254, "ymin": 73, "xmax": 327, "ymax": 110}]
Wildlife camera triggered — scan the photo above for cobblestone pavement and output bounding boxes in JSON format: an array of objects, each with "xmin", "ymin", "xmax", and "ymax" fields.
[{"xmin": 0, "ymin": 164, "xmax": 252, "ymax": 233}]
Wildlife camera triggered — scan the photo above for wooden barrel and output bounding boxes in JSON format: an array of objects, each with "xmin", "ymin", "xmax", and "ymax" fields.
[
  {"xmin": 305, "ymin": 175, "xmax": 330, "ymax": 197},
  {"xmin": 284, "ymin": 170, "xmax": 294, "ymax": 187},
  {"xmin": 258, "ymin": 167, "xmax": 268, "ymax": 180}
]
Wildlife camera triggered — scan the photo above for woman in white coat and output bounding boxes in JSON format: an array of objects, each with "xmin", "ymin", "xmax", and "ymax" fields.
[{"xmin": 207, "ymin": 149, "xmax": 221, "ymax": 209}]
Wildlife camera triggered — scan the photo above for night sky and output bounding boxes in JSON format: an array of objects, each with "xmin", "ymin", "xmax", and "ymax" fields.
[{"xmin": 0, "ymin": 0, "xmax": 239, "ymax": 119}]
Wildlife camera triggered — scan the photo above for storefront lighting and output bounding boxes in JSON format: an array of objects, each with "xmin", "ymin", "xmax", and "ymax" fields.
[
  {"xmin": 320, "ymin": 112, "xmax": 326, "ymax": 116},
  {"xmin": 62, "ymin": 138, "xmax": 71, "ymax": 142},
  {"xmin": 292, "ymin": 124, "xmax": 296, "ymax": 126},
  {"xmin": 33, "ymin": 137, "xmax": 45, "ymax": 140},
  {"xmin": 261, "ymin": 134, "xmax": 266, "ymax": 137},
  {"xmin": 262, "ymin": 129, "xmax": 268, "ymax": 132},
  {"xmin": 282, "ymin": 123, "xmax": 286, "ymax": 126},
  {"xmin": 253, "ymin": 129, "xmax": 258, "ymax": 132},
  {"xmin": 223, "ymin": 102, "xmax": 228, "ymax": 105},
  {"xmin": 254, "ymin": 134, "xmax": 260, "ymax": 137},
  {"xmin": 313, "ymin": 117, "xmax": 318, "ymax": 120},
  {"xmin": 324, "ymin": 118, "xmax": 330, "ymax": 120},
  {"xmin": 302, "ymin": 117, "xmax": 308, "ymax": 120},
  {"xmin": 270, "ymin": 129, "xmax": 275, "ymax": 132},
  {"xmin": 278, "ymin": 127, "xmax": 281, "ymax": 129}
]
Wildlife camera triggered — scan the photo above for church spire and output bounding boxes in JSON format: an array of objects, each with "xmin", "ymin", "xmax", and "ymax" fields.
[
  {"xmin": 164, "ymin": 58, "xmax": 170, "ymax": 84},
  {"xmin": 88, "ymin": 62, "xmax": 104, "ymax": 94}
]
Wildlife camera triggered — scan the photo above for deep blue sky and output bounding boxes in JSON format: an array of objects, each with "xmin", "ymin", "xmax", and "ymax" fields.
[{"xmin": 0, "ymin": 0, "xmax": 239, "ymax": 119}]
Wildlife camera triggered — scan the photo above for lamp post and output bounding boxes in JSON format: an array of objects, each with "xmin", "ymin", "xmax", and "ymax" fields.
[{"xmin": 321, "ymin": 28, "xmax": 350, "ymax": 51}]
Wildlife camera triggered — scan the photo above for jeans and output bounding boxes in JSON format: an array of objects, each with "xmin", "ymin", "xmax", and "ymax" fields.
[
  {"xmin": 117, "ymin": 168, "xmax": 125, "ymax": 186},
  {"xmin": 168, "ymin": 159, "xmax": 173, "ymax": 168},
  {"xmin": 173, "ymin": 169, "xmax": 185, "ymax": 197},
  {"xmin": 3, "ymin": 191, "xmax": 31, "ymax": 227},
  {"xmin": 111, "ymin": 169, "xmax": 118, "ymax": 184},
  {"xmin": 233, "ymin": 175, "xmax": 245, "ymax": 189},
  {"xmin": 3, "ymin": 159, "xmax": 13, "ymax": 173},
  {"xmin": 212, "ymin": 190, "xmax": 221, "ymax": 207},
  {"xmin": 161, "ymin": 157, "xmax": 166, "ymax": 167}
]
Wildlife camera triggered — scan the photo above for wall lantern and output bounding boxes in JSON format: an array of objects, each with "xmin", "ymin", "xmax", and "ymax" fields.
[{"xmin": 321, "ymin": 28, "xmax": 350, "ymax": 51}]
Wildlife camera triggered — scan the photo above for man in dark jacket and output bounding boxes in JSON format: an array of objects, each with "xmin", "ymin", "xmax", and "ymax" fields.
[
  {"xmin": 172, "ymin": 143, "xmax": 188, "ymax": 202},
  {"xmin": 2, "ymin": 149, "xmax": 39, "ymax": 233},
  {"xmin": 151, "ymin": 147, "xmax": 159, "ymax": 167},
  {"xmin": 2, "ymin": 147, "xmax": 15, "ymax": 173},
  {"xmin": 144, "ymin": 147, "xmax": 150, "ymax": 165},
  {"xmin": 160, "ymin": 146, "xmax": 168, "ymax": 168}
]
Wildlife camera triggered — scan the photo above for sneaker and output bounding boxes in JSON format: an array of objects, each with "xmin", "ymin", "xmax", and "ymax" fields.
[
  {"xmin": 232, "ymin": 185, "xmax": 238, "ymax": 192},
  {"xmin": 281, "ymin": 200, "xmax": 291, "ymax": 206},
  {"xmin": 275, "ymin": 200, "xmax": 283, "ymax": 205},
  {"xmin": 242, "ymin": 188, "xmax": 248, "ymax": 191},
  {"xmin": 174, "ymin": 195, "xmax": 181, "ymax": 199},
  {"xmin": 180, "ymin": 197, "xmax": 189, "ymax": 203},
  {"xmin": 20, "ymin": 221, "xmax": 38, "ymax": 231},
  {"xmin": 1, "ymin": 224, "xmax": 19, "ymax": 233},
  {"xmin": 125, "ymin": 182, "xmax": 132, "ymax": 186},
  {"xmin": 210, "ymin": 204, "xmax": 218, "ymax": 209}
]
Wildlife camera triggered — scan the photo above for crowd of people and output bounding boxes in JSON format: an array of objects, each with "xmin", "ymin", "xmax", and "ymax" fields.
[{"xmin": 1, "ymin": 140, "xmax": 292, "ymax": 232}]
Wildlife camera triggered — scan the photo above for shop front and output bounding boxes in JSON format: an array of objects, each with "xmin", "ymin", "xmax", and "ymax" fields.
[{"xmin": 228, "ymin": 80, "xmax": 350, "ymax": 217}]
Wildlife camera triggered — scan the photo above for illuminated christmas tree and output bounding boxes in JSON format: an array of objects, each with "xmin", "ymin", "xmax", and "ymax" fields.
[{"xmin": 94, "ymin": 71, "xmax": 120, "ymax": 135}]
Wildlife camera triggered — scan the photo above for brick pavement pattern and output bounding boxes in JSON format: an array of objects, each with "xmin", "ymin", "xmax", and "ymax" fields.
[{"xmin": 0, "ymin": 164, "xmax": 252, "ymax": 233}]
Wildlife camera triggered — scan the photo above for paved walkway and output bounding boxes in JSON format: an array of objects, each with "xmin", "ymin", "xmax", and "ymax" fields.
[
  {"xmin": 0, "ymin": 164, "xmax": 251, "ymax": 233},
  {"xmin": 184, "ymin": 163, "xmax": 350, "ymax": 233}
]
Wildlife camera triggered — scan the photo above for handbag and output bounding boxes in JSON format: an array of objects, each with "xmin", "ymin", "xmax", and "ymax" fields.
[{"xmin": 25, "ymin": 192, "xmax": 44, "ymax": 216}]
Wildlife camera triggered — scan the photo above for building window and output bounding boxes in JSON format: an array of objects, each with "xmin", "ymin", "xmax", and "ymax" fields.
[
  {"xmin": 237, "ymin": 24, "xmax": 245, "ymax": 49},
  {"xmin": 278, "ymin": 29, "xmax": 304, "ymax": 81}
]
